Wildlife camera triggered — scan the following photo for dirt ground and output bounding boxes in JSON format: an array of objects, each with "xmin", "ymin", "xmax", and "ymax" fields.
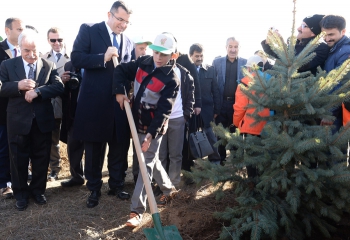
[
  {"xmin": 2, "ymin": 141, "xmax": 350, "ymax": 240},
  {"xmin": 0, "ymin": 141, "xmax": 234, "ymax": 240}
]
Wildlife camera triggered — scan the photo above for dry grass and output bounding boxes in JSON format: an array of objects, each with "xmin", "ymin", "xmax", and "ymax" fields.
[{"xmin": 0, "ymin": 141, "xmax": 234, "ymax": 240}]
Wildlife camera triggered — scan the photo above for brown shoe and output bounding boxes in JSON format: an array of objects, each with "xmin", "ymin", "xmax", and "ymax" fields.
[
  {"xmin": 1, "ymin": 187, "xmax": 13, "ymax": 199},
  {"xmin": 125, "ymin": 212, "xmax": 142, "ymax": 228},
  {"xmin": 157, "ymin": 192, "xmax": 177, "ymax": 207}
]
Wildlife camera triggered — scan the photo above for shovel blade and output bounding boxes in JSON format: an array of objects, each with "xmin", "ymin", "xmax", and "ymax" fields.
[{"xmin": 143, "ymin": 225, "xmax": 182, "ymax": 240}]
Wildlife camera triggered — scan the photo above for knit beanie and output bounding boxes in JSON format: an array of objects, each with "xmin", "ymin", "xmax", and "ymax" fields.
[{"xmin": 303, "ymin": 14, "xmax": 325, "ymax": 35}]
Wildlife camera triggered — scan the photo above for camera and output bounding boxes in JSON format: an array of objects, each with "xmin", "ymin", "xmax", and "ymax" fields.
[{"xmin": 68, "ymin": 71, "xmax": 82, "ymax": 90}]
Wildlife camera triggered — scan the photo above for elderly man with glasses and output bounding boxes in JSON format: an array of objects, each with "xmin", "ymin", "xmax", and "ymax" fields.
[
  {"xmin": 71, "ymin": 0, "xmax": 134, "ymax": 208},
  {"xmin": 261, "ymin": 14, "xmax": 329, "ymax": 75}
]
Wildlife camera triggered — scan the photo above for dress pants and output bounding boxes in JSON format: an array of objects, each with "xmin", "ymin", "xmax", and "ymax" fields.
[
  {"xmin": 8, "ymin": 119, "xmax": 51, "ymax": 200},
  {"xmin": 0, "ymin": 125, "xmax": 10, "ymax": 188},
  {"xmin": 84, "ymin": 128, "xmax": 128, "ymax": 191},
  {"xmin": 182, "ymin": 121, "xmax": 194, "ymax": 172},
  {"xmin": 131, "ymin": 133, "xmax": 174, "ymax": 215},
  {"xmin": 49, "ymin": 118, "xmax": 62, "ymax": 173},
  {"xmin": 67, "ymin": 126, "xmax": 84, "ymax": 182},
  {"xmin": 158, "ymin": 116, "xmax": 185, "ymax": 187},
  {"xmin": 215, "ymin": 99, "xmax": 235, "ymax": 161}
]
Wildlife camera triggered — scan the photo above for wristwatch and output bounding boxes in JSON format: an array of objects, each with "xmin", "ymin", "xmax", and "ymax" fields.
[{"xmin": 34, "ymin": 88, "xmax": 41, "ymax": 96}]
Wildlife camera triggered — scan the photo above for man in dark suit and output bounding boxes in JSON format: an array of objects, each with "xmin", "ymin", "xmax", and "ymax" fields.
[
  {"xmin": 71, "ymin": 0, "xmax": 134, "ymax": 208},
  {"xmin": 60, "ymin": 61, "xmax": 85, "ymax": 187},
  {"xmin": 0, "ymin": 17, "xmax": 25, "ymax": 199},
  {"xmin": 0, "ymin": 29, "xmax": 64, "ymax": 210},
  {"xmin": 212, "ymin": 37, "xmax": 247, "ymax": 164},
  {"xmin": 190, "ymin": 43, "xmax": 221, "ymax": 164}
]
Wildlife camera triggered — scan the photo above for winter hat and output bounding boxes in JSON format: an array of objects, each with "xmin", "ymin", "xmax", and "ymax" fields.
[
  {"xmin": 303, "ymin": 14, "xmax": 325, "ymax": 35},
  {"xmin": 245, "ymin": 55, "xmax": 263, "ymax": 68},
  {"xmin": 149, "ymin": 33, "xmax": 177, "ymax": 54}
]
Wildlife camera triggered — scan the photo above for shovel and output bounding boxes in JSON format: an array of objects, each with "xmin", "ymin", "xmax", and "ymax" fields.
[{"xmin": 113, "ymin": 57, "xmax": 182, "ymax": 240}]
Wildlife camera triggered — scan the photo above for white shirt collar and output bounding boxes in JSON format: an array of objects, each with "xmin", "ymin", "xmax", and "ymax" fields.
[
  {"xmin": 22, "ymin": 58, "xmax": 37, "ymax": 79},
  {"xmin": 6, "ymin": 40, "xmax": 20, "ymax": 56},
  {"xmin": 104, "ymin": 21, "xmax": 121, "ymax": 45},
  {"xmin": 53, "ymin": 48, "xmax": 65, "ymax": 56},
  {"xmin": 22, "ymin": 58, "xmax": 37, "ymax": 67}
]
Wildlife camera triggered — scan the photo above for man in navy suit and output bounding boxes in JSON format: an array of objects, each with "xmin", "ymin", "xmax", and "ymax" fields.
[
  {"xmin": 71, "ymin": 0, "xmax": 134, "ymax": 208},
  {"xmin": 212, "ymin": 37, "xmax": 247, "ymax": 164},
  {"xmin": 0, "ymin": 18, "xmax": 25, "ymax": 199}
]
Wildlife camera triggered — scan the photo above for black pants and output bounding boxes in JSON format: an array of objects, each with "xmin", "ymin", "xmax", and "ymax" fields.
[
  {"xmin": 0, "ymin": 124, "xmax": 10, "ymax": 188},
  {"xmin": 215, "ymin": 100, "xmax": 235, "ymax": 161},
  {"xmin": 49, "ymin": 118, "xmax": 62, "ymax": 173},
  {"xmin": 8, "ymin": 119, "xmax": 51, "ymax": 200},
  {"xmin": 84, "ymin": 128, "xmax": 130, "ymax": 191},
  {"xmin": 67, "ymin": 125, "xmax": 85, "ymax": 182}
]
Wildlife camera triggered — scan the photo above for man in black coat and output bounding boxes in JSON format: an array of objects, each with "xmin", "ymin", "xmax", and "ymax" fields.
[
  {"xmin": 59, "ymin": 61, "xmax": 85, "ymax": 187},
  {"xmin": 0, "ymin": 17, "xmax": 25, "ymax": 199},
  {"xmin": 261, "ymin": 14, "xmax": 329, "ymax": 75},
  {"xmin": 190, "ymin": 43, "xmax": 221, "ymax": 164},
  {"xmin": 0, "ymin": 29, "xmax": 64, "ymax": 210},
  {"xmin": 71, "ymin": 1, "xmax": 134, "ymax": 208}
]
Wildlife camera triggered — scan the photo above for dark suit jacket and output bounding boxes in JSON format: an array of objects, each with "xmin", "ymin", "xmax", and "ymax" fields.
[
  {"xmin": 59, "ymin": 61, "xmax": 81, "ymax": 143},
  {"xmin": 198, "ymin": 64, "xmax": 221, "ymax": 127},
  {"xmin": 177, "ymin": 54, "xmax": 202, "ymax": 108},
  {"xmin": 0, "ymin": 40, "xmax": 11, "ymax": 125},
  {"xmin": 71, "ymin": 22, "xmax": 133, "ymax": 142},
  {"xmin": 212, "ymin": 56, "xmax": 247, "ymax": 107},
  {"xmin": 0, "ymin": 57, "xmax": 64, "ymax": 136}
]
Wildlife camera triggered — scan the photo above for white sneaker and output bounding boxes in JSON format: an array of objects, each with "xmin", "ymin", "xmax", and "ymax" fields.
[{"xmin": 126, "ymin": 212, "xmax": 142, "ymax": 228}]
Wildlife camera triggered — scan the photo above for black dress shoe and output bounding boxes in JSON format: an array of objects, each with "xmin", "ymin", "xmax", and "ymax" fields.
[
  {"xmin": 32, "ymin": 194, "xmax": 47, "ymax": 205},
  {"xmin": 108, "ymin": 188, "xmax": 130, "ymax": 200},
  {"xmin": 86, "ymin": 190, "xmax": 101, "ymax": 208},
  {"xmin": 16, "ymin": 199, "xmax": 28, "ymax": 211},
  {"xmin": 61, "ymin": 179, "xmax": 84, "ymax": 187}
]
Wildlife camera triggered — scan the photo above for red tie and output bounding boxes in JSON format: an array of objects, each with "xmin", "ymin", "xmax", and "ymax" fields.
[{"xmin": 14, "ymin": 48, "xmax": 17, "ymax": 57}]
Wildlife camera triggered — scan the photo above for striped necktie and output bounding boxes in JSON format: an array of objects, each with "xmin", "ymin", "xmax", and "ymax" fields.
[{"xmin": 28, "ymin": 64, "xmax": 35, "ymax": 80}]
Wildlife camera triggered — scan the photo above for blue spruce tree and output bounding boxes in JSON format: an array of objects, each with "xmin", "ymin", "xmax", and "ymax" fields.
[{"xmin": 191, "ymin": 1, "xmax": 350, "ymax": 239}]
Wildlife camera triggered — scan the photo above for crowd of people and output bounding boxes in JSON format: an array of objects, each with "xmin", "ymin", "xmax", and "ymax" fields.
[{"xmin": 0, "ymin": 0, "xmax": 350, "ymax": 228}]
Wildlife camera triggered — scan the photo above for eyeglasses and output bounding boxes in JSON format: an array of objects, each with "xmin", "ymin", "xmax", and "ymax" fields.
[
  {"xmin": 301, "ymin": 24, "xmax": 309, "ymax": 29},
  {"xmin": 110, "ymin": 12, "xmax": 131, "ymax": 25},
  {"xmin": 50, "ymin": 39, "xmax": 63, "ymax": 43}
]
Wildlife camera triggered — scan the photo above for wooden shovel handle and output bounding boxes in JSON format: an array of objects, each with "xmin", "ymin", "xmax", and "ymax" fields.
[{"xmin": 112, "ymin": 56, "xmax": 159, "ymax": 214}]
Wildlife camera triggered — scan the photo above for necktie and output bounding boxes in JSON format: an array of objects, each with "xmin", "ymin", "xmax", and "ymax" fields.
[
  {"xmin": 56, "ymin": 53, "xmax": 62, "ymax": 62},
  {"xmin": 28, "ymin": 64, "xmax": 35, "ymax": 80},
  {"xmin": 14, "ymin": 48, "xmax": 17, "ymax": 57},
  {"xmin": 112, "ymin": 32, "xmax": 119, "ymax": 49}
]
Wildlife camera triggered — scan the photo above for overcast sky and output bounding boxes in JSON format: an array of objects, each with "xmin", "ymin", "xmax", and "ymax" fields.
[{"xmin": 0, "ymin": 0, "xmax": 349, "ymax": 63}]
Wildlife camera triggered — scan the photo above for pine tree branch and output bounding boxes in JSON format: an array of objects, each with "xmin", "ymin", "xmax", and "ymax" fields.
[{"xmin": 330, "ymin": 123, "xmax": 350, "ymax": 145}]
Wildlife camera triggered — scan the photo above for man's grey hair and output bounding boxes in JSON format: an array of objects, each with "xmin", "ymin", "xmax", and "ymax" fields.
[
  {"xmin": 18, "ymin": 29, "xmax": 39, "ymax": 48},
  {"xmin": 226, "ymin": 37, "xmax": 239, "ymax": 46}
]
